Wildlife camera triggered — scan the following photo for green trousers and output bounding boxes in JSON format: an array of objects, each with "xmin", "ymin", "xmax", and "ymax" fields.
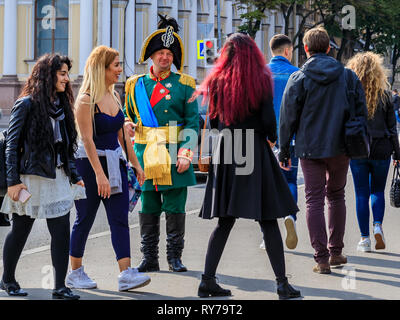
[{"xmin": 140, "ymin": 187, "xmax": 188, "ymax": 216}]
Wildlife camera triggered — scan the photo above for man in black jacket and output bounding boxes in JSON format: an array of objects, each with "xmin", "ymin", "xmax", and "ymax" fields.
[{"xmin": 279, "ymin": 27, "xmax": 368, "ymax": 274}]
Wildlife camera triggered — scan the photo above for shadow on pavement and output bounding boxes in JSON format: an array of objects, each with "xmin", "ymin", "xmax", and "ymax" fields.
[{"xmin": 0, "ymin": 287, "xmax": 195, "ymax": 300}]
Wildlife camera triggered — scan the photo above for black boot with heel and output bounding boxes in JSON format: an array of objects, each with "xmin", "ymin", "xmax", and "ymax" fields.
[
  {"xmin": 136, "ymin": 213, "xmax": 160, "ymax": 272},
  {"xmin": 277, "ymin": 278, "xmax": 301, "ymax": 300},
  {"xmin": 198, "ymin": 274, "xmax": 232, "ymax": 298},
  {"xmin": 166, "ymin": 213, "xmax": 187, "ymax": 272}
]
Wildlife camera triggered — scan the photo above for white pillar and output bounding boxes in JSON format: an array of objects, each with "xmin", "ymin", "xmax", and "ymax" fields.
[
  {"xmin": 101, "ymin": 0, "xmax": 111, "ymax": 46},
  {"xmin": 3, "ymin": 0, "xmax": 17, "ymax": 76},
  {"xmin": 224, "ymin": 0, "xmax": 232, "ymax": 35},
  {"xmin": 149, "ymin": 0, "xmax": 157, "ymax": 34},
  {"xmin": 206, "ymin": 0, "xmax": 215, "ymax": 39},
  {"xmin": 170, "ymin": 0, "xmax": 178, "ymax": 21},
  {"xmin": 188, "ymin": 0, "xmax": 197, "ymax": 78},
  {"xmin": 79, "ymin": 0, "xmax": 93, "ymax": 75},
  {"xmin": 124, "ymin": 0, "xmax": 135, "ymax": 76}
]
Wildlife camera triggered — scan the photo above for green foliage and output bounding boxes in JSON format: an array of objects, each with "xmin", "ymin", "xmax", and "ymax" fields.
[{"xmin": 234, "ymin": 0, "xmax": 400, "ymax": 84}]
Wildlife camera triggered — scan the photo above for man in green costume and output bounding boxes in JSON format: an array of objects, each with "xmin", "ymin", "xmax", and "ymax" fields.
[{"xmin": 124, "ymin": 15, "xmax": 198, "ymax": 272}]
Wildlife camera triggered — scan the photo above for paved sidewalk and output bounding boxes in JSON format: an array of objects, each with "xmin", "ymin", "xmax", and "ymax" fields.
[{"xmin": 1, "ymin": 172, "xmax": 400, "ymax": 301}]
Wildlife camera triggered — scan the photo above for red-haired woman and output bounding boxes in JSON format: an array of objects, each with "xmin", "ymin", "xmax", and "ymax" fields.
[{"xmin": 195, "ymin": 33, "xmax": 301, "ymax": 300}]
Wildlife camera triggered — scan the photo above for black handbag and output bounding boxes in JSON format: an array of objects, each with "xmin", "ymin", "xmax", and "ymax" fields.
[
  {"xmin": 0, "ymin": 129, "xmax": 7, "ymax": 195},
  {"xmin": 390, "ymin": 163, "xmax": 400, "ymax": 208},
  {"xmin": 344, "ymin": 69, "xmax": 371, "ymax": 159},
  {"xmin": 0, "ymin": 129, "xmax": 11, "ymax": 226}
]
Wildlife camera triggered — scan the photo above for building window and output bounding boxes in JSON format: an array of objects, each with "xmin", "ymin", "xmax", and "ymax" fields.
[{"xmin": 35, "ymin": 0, "xmax": 69, "ymax": 58}]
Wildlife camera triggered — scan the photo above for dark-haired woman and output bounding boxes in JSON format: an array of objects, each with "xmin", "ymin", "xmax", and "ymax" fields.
[
  {"xmin": 194, "ymin": 33, "xmax": 301, "ymax": 300},
  {"xmin": 0, "ymin": 54, "xmax": 83, "ymax": 300}
]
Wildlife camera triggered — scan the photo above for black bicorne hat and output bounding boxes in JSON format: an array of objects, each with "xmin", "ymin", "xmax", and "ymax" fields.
[{"xmin": 139, "ymin": 14, "xmax": 184, "ymax": 73}]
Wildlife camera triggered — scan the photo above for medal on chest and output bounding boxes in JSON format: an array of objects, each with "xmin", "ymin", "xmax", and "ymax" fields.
[{"xmin": 149, "ymin": 82, "xmax": 170, "ymax": 107}]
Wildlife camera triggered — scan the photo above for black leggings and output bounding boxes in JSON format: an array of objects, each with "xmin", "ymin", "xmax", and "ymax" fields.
[
  {"xmin": 2, "ymin": 213, "xmax": 70, "ymax": 290},
  {"xmin": 204, "ymin": 217, "xmax": 287, "ymax": 282}
]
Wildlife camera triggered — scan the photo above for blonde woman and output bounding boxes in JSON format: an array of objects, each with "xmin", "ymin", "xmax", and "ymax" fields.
[
  {"xmin": 66, "ymin": 46, "xmax": 150, "ymax": 291},
  {"xmin": 347, "ymin": 52, "xmax": 400, "ymax": 252}
]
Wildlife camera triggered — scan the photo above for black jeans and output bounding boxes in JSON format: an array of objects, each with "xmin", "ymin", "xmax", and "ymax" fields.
[
  {"xmin": 2, "ymin": 212, "xmax": 70, "ymax": 290},
  {"xmin": 204, "ymin": 217, "xmax": 286, "ymax": 282}
]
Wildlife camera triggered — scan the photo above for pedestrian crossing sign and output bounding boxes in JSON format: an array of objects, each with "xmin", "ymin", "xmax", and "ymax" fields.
[{"xmin": 197, "ymin": 40, "xmax": 204, "ymax": 60}]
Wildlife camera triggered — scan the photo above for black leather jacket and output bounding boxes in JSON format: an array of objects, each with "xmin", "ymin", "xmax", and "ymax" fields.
[
  {"xmin": 279, "ymin": 54, "xmax": 368, "ymax": 161},
  {"xmin": 367, "ymin": 91, "xmax": 400, "ymax": 160},
  {"xmin": 5, "ymin": 96, "xmax": 81, "ymax": 187}
]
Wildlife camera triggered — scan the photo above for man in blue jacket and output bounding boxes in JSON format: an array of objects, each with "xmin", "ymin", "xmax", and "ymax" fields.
[{"xmin": 265, "ymin": 34, "xmax": 299, "ymax": 250}]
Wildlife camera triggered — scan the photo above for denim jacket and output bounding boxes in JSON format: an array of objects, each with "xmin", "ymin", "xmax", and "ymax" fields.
[{"xmin": 268, "ymin": 56, "xmax": 299, "ymax": 143}]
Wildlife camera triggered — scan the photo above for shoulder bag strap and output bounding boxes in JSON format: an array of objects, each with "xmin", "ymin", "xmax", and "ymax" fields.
[
  {"xmin": 345, "ymin": 68, "xmax": 356, "ymax": 119},
  {"xmin": 199, "ymin": 104, "xmax": 209, "ymax": 160}
]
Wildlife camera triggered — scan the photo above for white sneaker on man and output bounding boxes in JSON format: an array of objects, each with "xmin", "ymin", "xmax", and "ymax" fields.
[
  {"xmin": 284, "ymin": 216, "xmax": 298, "ymax": 249},
  {"xmin": 66, "ymin": 266, "xmax": 97, "ymax": 289},
  {"xmin": 118, "ymin": 267, "xmax": 151, "ymax": 291},
  {"xmin": 357, "ymin": 237, "xmax": 371, "ymax": 252},
  {"xmin": 373, "ymin": 223, "xmax": 386, "ymax": 250}
]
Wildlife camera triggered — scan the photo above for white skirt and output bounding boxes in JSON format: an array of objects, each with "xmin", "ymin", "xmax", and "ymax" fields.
[{"xmin": 0, "ymin": 168, "xmax": 86, "ymax": 219}]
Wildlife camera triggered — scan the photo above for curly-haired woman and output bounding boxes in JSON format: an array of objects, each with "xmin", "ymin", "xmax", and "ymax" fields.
[
  {"xmin": 347, "ymin": 52, "xmax": 400, "ymax": 252},
  {"xmin": 0, "ymin": 54, "xmax": 83, "ymax": 299},
  {"xmin": 194, "ymin": 33, "xmax": 301, "ymax": 300}
]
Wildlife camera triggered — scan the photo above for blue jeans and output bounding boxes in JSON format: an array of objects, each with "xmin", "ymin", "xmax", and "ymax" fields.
[
  {"xmin": 281, "ymin": 146, "xmax": 298, "ymax": 220},
  {"xmin": 71, "ymin": 158, "xmax": 130, "ymax": 261},
  {"xmin": 350, "ymin": 158, "xmax": 391, "ymax": 237}
]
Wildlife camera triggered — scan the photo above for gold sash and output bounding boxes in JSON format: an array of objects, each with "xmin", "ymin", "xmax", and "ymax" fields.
[{"xmin": 135, "ymin": 125, "xmax": 182, "ymax": 186}]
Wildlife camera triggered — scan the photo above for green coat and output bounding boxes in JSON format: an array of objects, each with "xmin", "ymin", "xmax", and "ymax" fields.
[{"xmin": 124, "ymin": 71, "xmax": 199, "ymax": 192}]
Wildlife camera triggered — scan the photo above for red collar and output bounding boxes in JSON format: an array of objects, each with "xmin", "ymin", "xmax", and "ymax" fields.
[{"xmin": 149, "ymin": 66, "xmax": 171, "ymax": 81}]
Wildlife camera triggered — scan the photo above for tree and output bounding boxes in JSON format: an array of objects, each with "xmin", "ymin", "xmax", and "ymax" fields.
[
  {"xmin": 233, "ymin": 0, "xmax": 335, "ymax": 50},
  {"xmin": 366, "ymin": 0, "xmax": 400, "ymax": 87},
  {"xmin": 233, "ymin": 0, "xmax": 273, "ymax": 39}
]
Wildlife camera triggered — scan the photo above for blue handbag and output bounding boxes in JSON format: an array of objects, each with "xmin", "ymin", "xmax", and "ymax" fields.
[
  {"xmin": 122, "ymin": 127, "xmax": 142, "ymax": 212},
  {"xmin": 126, "ymin": 163, "xmax": 142, "ymax": 212}
]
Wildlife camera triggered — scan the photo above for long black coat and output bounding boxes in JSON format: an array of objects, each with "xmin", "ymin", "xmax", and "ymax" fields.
[{"xmin": 200, "ymin": 97, "xmax": 299, "ymax": 221}]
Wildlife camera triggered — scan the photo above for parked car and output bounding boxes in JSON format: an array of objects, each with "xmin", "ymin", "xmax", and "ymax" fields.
[{"xmin": 0, "ymin": 108, "xmax": 2, "ymax": 120}]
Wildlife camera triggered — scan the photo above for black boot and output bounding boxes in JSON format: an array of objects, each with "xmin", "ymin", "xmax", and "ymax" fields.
[
  {"xmin": 198, "ymin": 274, "xmax": 232, "ymax": 298},
  {"xmin": 166, "ymin": 213, "xmax": 187, "ymax": 272},
  {"xmin": 136, "ymin": 213, "xmax": 160, "ymax": 272},
  {"xmin": 277, "ymin": 278, "xmax": 301, "ymax": 300}
]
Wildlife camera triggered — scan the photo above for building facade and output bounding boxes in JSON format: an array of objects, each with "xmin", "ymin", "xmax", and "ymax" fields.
[{"xmin": 0, "ymin": 0, "xmax": 300, "ymax": 114}]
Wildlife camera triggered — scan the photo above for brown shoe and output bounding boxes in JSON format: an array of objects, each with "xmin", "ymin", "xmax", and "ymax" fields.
[
  {"xmin": 329, "ymin": 254, "xmax": 347, "ymax": 266},
  {"xmin": 312, "ymin": 263, "xmax": 331, "ymax": 274}
]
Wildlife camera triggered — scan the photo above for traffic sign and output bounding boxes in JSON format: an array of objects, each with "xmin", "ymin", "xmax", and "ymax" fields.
[{"xmin": 197, "ymin": 40, "xmax": 205, "ymax": 60}]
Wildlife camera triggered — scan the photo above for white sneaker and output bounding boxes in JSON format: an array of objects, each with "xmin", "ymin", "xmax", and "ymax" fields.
[
  {"xmin": 373, "ymin": 223, "xmax": 386, "ymax": 250},
  {"xmin": 259, "ymin": 241, "xmax": 265, "ymax": 250},
  {"xmin": 118, "ymin": 267, "xmax": 151, "ymax": 291},
  {"xmin": 357, "ymin": 237, "xmax": 371, "ymax": 252},
  {"xmin": 66, "ymin": 266, "xmax": 97, "ymax": 289},
  {"xmin": 284, "ymin": 216, "xmax": 298, "ymax": 250}
]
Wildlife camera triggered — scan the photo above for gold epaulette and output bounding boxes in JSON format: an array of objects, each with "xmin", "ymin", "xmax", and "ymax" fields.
[
  {"xmin": 124, "ymin": 74, "xmax": 145, "ymax": 125},
  {"xmin": 178, "ymin": 73, "xmax": 196, "ymax": 90},
  {"xmin": 125, "ymin": 74, "xmax": 145, "ymax": 94}
]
